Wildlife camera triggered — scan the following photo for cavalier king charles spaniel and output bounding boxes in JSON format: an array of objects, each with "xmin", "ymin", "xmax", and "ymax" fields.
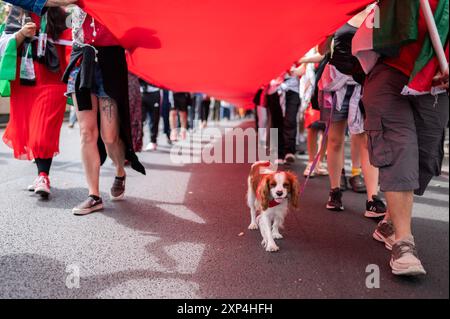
[{"xmin": 247, "ymin": 161, "xmax": 299, "ymax": 252}]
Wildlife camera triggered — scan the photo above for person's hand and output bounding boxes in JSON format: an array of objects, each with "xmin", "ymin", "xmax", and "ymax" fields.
[
  {"xmin": 20, "ymin": 22, "xmax": 37, "ymax": 38},
  {"xmin": 432, "ymin": 68, "xmax": 449, "ymax": 90},
  {"xmin": 45, "ymin": 0, "xmax": 78, "ymax": 7}
]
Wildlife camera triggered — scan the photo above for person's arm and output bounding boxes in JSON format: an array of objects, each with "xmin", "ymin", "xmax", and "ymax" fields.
[
  {"xmin": 298, "ymin": 53, "xmax": 324, "ymax": 64},
  {"xmin": 14, "ymin": 21, "xmax": 36, "ymax": 46},
  {"xmin": 3, "ymin": 0, "xmax": 77, "ymax": 15}
]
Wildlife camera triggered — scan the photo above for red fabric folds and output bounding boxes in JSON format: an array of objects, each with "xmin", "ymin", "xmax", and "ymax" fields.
[{"xmin": 81, "ymin": 0, "xmax": 372, "ymax": 107}]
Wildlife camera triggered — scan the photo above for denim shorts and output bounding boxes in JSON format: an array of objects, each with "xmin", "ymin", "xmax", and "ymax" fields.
[{"xmin": 65, "ymin": 64, "xmax": 109, "ymax": 98}]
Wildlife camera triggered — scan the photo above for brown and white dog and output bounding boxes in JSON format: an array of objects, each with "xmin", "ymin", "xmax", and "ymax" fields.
[{"xmin": 247, "ymin": 161, "xmax": 299, "ymax": 252}]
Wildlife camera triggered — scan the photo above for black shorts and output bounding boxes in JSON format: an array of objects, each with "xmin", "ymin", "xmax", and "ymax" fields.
[{"xmin": 171, "ymin": 93, "xmax": 190, "ymax": 112}]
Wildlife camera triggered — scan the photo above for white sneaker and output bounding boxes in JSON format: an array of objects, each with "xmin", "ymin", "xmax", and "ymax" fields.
[
  {"xmin": 145, "ymin": 143, "xmax": 157, "ymax": 151},
  {"xmin": 27, "ymin": 177, "xmax": 39, "ymax": 192},
  {"xmin": 303, "ymin": 162, "xmax": 316, "ymax": 178},
  {"xmin": 314, "ymin": 163, "xmax": 329, "ymax": 176},
  {"xmin": 34, "ymin": 175, "xmax": 51, "ymax": 198}
]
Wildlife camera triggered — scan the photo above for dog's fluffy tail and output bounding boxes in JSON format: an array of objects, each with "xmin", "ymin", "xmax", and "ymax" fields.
[{"xmin": 250, "ymin": 161, "xmax": 274, "ymax": 176}]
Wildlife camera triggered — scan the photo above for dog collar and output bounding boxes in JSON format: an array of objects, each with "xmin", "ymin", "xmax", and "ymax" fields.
[{"xmin": 269, "ymin": 199, "xmax": 283, "ymax": 208}]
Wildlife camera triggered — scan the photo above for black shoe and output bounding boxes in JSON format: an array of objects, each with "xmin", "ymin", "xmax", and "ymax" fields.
[
  {"xmin": 340, "ymin": 169, "xmax": 348, "ymax": 192},
  {"xmin": 365, "ymin": 195, "xmax": 387, "ymax": 219},
  {"xmin": 326, "ymin": 188, "xmax": 344, "ymax": 211},
  {"xmin": 349, "ymin": 174, "xmax": 367, "ymax": 193}
]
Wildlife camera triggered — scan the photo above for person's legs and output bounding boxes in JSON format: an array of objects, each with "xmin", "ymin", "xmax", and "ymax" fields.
[
  {"xmin": 303, "ymin": 128, "xmax": 318, "ymax": 177},
  {"xmin": 350, "ymin": 133, "xmax": 362, "ymax": 174},
  {"xmin": 267, "ymin": 95, "xmax": 285, "ymax": 161},
  {"xmin": 257, "ymin": 106, "xmax": 268, "ymax": 144},
  {"xmin": 283, "ymin": 91, "xmax": 300, "ymax": 160},
  {"xmin": 144, "ymin": 92, "xmax": 161, "ymax": 145},
  {"xmin": 411, "ymin": 93, "xmax": 450, "ymax": 195},
  {"xmin": 74, "ymin": 94, "xmax": 101, "ymax": 197},
  {"xmin": 318, "ymin": 131, "xmax": 327, "ymax": 163},
  {"xmin": 325, "ymin": 120, "xmax": 347, "ymax": 211},
  {"xmin": 169, "ymin": 109, "xmax": 179, "ymax": 141},
  {"xmin": 348, "ymin": 134, "xmax": 367, "ymax": 193},
  {"xmin": 150, "ymin": 100, "xmax": 161, "ymax": 144},
  {"xmin": 68, "ymin": 105, "xmax": 77, "ymax": 128},
  {"xmin": 99, "ymin": 97, "xmax": 126, "ymax": 178},
  {"xmin": 327, "ymin": 120, "xmax": 347, "ymax": 189},
  {"xmin": 179, "ymin": 110, "xmax": 188, "ymax": 140},
  {"xmin": 385, "ymin": 191, "xmax": 413, "ymax": 240},
  {"xmin": 307, "ymin": 128, "xmax": 318, "ymax": 163},
  {"xmin": 35, "ymin": 158, "xmax": 53, "ymax": 176},
  {"xmin": 363, "ymin": 64, "xmax": 425, "ymax": 275},
  {"xmin": 352, "ymin": 133, "xmax": 378, "ymax": 199},
  {"xmin": 33, "ymin": 158, "xmax": 53, "ymax": 197}
]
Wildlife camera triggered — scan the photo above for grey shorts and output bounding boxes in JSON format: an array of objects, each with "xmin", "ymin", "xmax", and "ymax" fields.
[{"xmin": 362, "ymin": 63, "xmax": 449, "ymax": 195}]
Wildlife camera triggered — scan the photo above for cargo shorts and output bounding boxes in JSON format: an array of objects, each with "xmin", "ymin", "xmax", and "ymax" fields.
[{"xmin": 362, "ymin": 63, "xmax": 449, "ymax": 196}]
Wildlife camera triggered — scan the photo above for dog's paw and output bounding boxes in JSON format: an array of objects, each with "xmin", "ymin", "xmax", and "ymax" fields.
[
  {"xmin": 248, "ymin": 223, "xmax": 259, "ymax": 230},
  {"xmin": 265, "ymin": 243, "xmax": 280, "ymax": 252},
  {"xmin": 272, "ymin": 232, "xmax": 283, "ymax": 240},
  {"xmin": 261, "ymin": 239, "xmax": 267, "ymax": 248}
]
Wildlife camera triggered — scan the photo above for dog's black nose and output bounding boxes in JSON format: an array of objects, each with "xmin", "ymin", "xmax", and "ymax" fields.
[{"xmin": 276, "ymin": 191, "xmax": 283, "ymax": 197}]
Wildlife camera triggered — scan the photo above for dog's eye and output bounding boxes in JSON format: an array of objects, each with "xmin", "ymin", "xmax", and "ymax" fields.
[
  {"xmin": 270, "ymin": 182, "xmax": 277, "ymax": 187},
  {"xmin": 283, "ymin": 183, "xmax": 289, "ymax": 188}
]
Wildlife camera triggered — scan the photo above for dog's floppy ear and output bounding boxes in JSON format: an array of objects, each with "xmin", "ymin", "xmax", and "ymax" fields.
[
  {"xmin": 286, "ymin": 172, "xmax": 299, "ymax": 209},
  {"xmin": 257, "ymin": 175, "xmax": 270, "ymax": 211}
]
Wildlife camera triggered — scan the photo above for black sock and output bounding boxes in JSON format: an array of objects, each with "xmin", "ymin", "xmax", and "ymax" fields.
[
  {"xmin": 115, "ymin": 176, "xmax": 125, "ymax": 181},
  {"xmin": 89, "ymin": 195, "xmax": 100, "ymax": 201},
  {"xmin": 35, "ymin": 158, "xmax": 53, "ymax": 175}
]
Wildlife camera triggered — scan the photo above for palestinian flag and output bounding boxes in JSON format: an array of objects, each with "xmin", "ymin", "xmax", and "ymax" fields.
[
  {"xmin": 353, "ymin": 0, "xmax": 449, "ymax": 95},
  {"xmin": 0, "ymin": 24, "xmax": 17, "ymax": 97}
]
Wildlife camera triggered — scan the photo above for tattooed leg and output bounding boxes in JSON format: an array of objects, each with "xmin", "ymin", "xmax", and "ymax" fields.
[{"xmin": 99, "ymin": 97, "xmax": 126, "ymax": 177}]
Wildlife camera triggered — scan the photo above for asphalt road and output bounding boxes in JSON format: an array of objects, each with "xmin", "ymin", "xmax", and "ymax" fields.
[{"xmin": 0, "ymin": 120, "xmax": 448, "ymax": 299}]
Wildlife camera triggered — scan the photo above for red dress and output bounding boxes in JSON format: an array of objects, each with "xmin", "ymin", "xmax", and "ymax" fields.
[{"xmin": 2, "ymin": 18, "xmax": 71, "ymax": 160}]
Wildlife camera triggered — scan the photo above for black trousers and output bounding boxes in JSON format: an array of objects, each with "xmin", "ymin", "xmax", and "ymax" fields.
[
  {"xmin": 200, "ymin": 100, "xmax": 210, "ymax": 122},
  {"xmin": 142, "ymin": 92, "xmax": 161, "ymax": 144},
  {"xmin": 283, "ymin": 90, "xmax": 300, "ymax": 155},
  {"xmin": 267, "ymin": 93, "xmax": 285, "ymax": 159}
]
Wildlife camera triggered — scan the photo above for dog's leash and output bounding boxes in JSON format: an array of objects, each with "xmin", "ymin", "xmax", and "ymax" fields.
[
  {"xmin": 298, "ymin": 105, "xmax": 333, "ymax": 197},
  {"xmin": 290, "ymin": 104, "xmax": 334, "ymax": 226}
]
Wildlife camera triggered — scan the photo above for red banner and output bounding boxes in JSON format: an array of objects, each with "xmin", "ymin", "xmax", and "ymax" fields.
[{"xmin": 82, "ymin": 0, "xmax": 372, "ymax": 107}]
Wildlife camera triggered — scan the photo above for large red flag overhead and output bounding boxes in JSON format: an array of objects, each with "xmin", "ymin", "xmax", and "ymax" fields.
[{"xmin": 81, "ymin": 0, "xmax": 372, "ymax": 107}]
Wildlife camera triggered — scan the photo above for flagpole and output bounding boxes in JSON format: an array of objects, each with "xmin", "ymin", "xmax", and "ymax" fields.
[{"xmin": 419, "ymin": 0, "xmax": 449, "ymax": 74}]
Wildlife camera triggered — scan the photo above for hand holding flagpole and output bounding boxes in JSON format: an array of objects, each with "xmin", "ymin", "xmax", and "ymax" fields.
[{"xmin": 420, "ymin": 0, "xmax": 449, "ymax": 75}]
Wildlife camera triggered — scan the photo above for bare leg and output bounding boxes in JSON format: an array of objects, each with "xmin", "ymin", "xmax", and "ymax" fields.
[
  {"xmin": 355, "ymin": 133, "xmax": 380, "ymax": 200},
  {"xmin": 385, "ymin": 191, "xmax": 413, "ymax": 240},
  {"xmin": 169, "ymin": 110, "xmax": 178, "ymax": 141},
  {"xmin": 169, "ymin": 110, "xmax": 178, "ymax": 130},
  {"xmin": 327, "ymin": 120, "xmax": 347, "ymax": 189},
  {"xmin": 74, "ymin": 94, "xmax": 101, "ymax": 197},
  {"xmin": 99, "ymin": 97, "xmax": 125, "ymax": 178},
  {"xmin": 307, "ymin": 128, "xmax": 318, "ymax": 163},
  {"xmin": 318, "ymin": 132, "xmax": 327, "ymax": 163},
  {"xmin": 350, "ymin": 133, "xmax": 362, "ymax": 170}
]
